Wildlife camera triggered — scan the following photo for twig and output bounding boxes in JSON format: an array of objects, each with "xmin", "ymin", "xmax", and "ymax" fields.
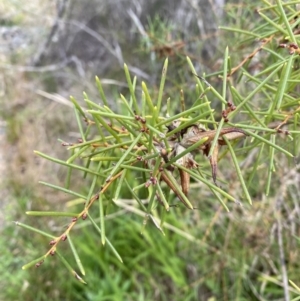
[
  {"xmin": 276, "ymin": 195, "xmax": 290, "ymax": 301},
  {"xmin": 0, "ymin": 56, "xmax": 82, "ymax": 74},
  {"xmin": 67, "ymin": 19, "xmax": 123, "ymax": 65},
  {"xmin": 65, "ymin": 20, "xmax": 150, "ymax": 79},
  {"xmin": 31, "ymin": 0, "xmax": 69, "ymax": 66},
  {"xmin": 44, "ymin": 170, "xmax": 124, "ymax": 259},
  {"xmin": 228, "ymin": 35, "xmax": 273, "ymax": 77}
]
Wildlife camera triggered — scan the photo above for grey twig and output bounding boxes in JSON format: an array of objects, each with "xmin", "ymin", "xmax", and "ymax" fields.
[
  {"xmin": 31, "ymin": 0, "xmax": 69, "ymax": 66},
  {"xmin": 66, "ymin": 19, "xmax": 149, "ymax": 79},
  {"xmin": 276, "ymin": 196, "xmax": 289, "ymax": 301},
  {"xmin": 0, "ymin": 56, "xmax": 78, "ymax": 73}
]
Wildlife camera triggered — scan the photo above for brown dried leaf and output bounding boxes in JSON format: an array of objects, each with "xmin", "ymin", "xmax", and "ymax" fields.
[
  {"xmin": 160, "ymin": 171, "xmax": 191, "ymax": 208},
  {"xmin": 180, "ymin": 126, "xmax": 247, "ymax": 184},
  {"xmin": 180, "ymin": 127, "xmax": 247, "ymax": 148},
  {"xmin": 209, "ymin": 144, "xmax": 219, "ymax": 184},
  {"xmin": 179, "ymin": 169, "xmax": 190, "ymax": 196}
]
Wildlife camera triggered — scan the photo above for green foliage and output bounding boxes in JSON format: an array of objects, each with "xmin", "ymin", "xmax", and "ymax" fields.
[{"xmin": 8, "ymin": 1, "xmax": 300, "ymax": 300}]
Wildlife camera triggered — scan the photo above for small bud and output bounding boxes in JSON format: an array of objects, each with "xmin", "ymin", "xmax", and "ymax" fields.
[
  {"xmin": 150, "ymin": 176, "xmax": 157, "ymax": 185},
  {"xmin": 50, "ymin": 250, "xmax": 55, "ymax": 256},
  {"xmin": 290, "ymin": 43, "xmax": 298, "ymax": 49},
  {"xmin": 72, "ymin": 217, "xmax": 77, "ymax": 222},
  {"xmin": 35, "ymin": 260, "xmax": 44, "ymax": 268},
  {"xmin": 82, "ymin": 213, "xmax": 87, "ymax": 220},
  {"xmin": 61, "ymin": 234, "xmax": 67, "ymax": 241},
  {"xmin": 222, "ymin": 110, "xmax": 227, "ymax": 118},
  {"xmin": 49, "ymin": 239, "xmax": 56, "ymax": 246}
]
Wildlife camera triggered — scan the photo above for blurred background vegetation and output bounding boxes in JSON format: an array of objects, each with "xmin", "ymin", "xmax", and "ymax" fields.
[{"xmin": 1, "ymin": 0, "xmax": 300, "ymax": 300}]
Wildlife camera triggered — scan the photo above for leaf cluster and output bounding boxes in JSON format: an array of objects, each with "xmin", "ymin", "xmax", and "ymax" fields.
[{"xmin": 17, "ymin": 1, "xmax": 300, "ymax": 292}]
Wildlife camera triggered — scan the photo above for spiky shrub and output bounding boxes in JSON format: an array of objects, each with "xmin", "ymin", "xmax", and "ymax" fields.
[{"xmin": 17, "ymin": 2, "xmax": 300, "ymax": 288}]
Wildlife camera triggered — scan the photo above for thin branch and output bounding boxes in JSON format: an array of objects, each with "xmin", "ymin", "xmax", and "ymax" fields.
[
  {"xmin": 0, "ymin": 56, "xmax": 83, "ymax": 75},
  {"xmin": 276, "ymin": 196, "xmax": 290, "ymax": 301},
  {"xmin": 228, "ymin": 35, "xmax": 273, "ymax": 77},
  {"xmin": 31, "ymin": 0, "xmax": 69, "ymax": 66}
]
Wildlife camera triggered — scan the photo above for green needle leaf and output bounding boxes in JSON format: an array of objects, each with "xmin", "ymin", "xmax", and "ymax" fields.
[
  {"xmin": 223, "ymin": 137, "xmax": 252, "ymax": 205},
  {"xmin": 26, "ymin": 211, "xmax": 79, "ymax": 217},
  {"xmin": 87, "ymin": 213, "xmax": 123, "ymax": 263},
  {"xmin": 156, "ymin": 58, "xmax": 168, "ymax": 113},
  {"xmin": 14, "ymin": 221, "xmax": 56, "ymax": 239},
  {"xmin": 22, "ymin": 255, "xmax": 46, "ymax": 270},
  {"xmin": 56, "ymin": 250, "xmax": 87, "ymax": 284},
  {"xmin": 67, "ymin": 235, "xmax": 86, "ymax": 276}
]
